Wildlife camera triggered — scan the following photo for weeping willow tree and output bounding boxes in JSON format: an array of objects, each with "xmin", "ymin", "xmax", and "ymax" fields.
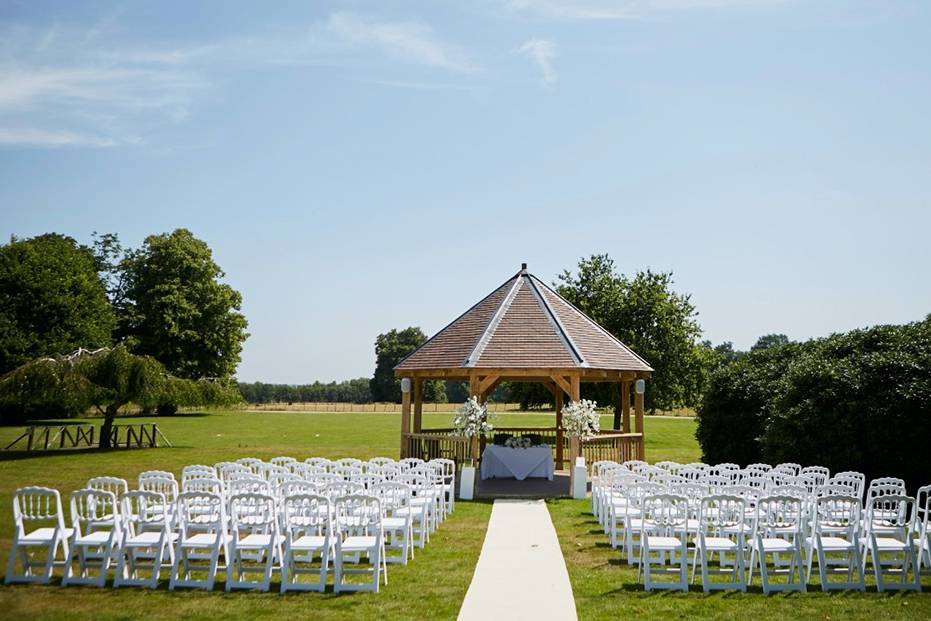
[{"xmin": 0, "ymin": 346, "xmax": 240, "ymax": 448}]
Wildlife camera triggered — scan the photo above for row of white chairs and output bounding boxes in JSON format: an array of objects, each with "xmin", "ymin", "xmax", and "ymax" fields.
[
  {"xmin": 592, "ymin": 460, "xmax": 930, "ymax": 593},
  {"xmin": 5, "ymin": 456, "xmax": 456, "ymax": 593}
]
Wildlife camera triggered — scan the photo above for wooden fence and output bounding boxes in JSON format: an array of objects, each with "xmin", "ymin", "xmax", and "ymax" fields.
[
  {"xmin": 578, "ymin": 431, "xmax": 644, "ymax": 466},
  {"xmin": 3, "ymin": 423, "xmax": 171, "ymax": 452}
]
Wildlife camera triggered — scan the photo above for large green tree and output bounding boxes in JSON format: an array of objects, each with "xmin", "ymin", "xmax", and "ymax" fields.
[
  {"xmin": 0, "ymin": 234, "xmax": 114, "ymax": 374},
  {"xmin": 370, "ymin": 327, "xmax": 446, "ymax": 403},
  {"xmin": 556, "ymin": 254, "xmax": 713, "ymax": 411},
  {"xmin": 118, "ymin": 229, "xmax": 249, "ymax": 380},
  {"xmin": 0, "ymin": 346, "xmax": 239, "ymax": 447}
]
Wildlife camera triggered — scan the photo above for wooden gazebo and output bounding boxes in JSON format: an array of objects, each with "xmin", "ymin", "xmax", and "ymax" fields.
[{"xmin": 394, "ymin": 264, "xmax": 652, "ymax": 469}]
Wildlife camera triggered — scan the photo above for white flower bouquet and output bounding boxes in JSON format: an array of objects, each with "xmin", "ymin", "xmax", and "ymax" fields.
[
  {"xmin": 504, "ymin": 436, "xmax": 533, "ymax": 449},
  {"xmin": 452, "ymin": 396, "xmax": 493, "ymax": 438},
  {"xmin": 561, "ymin": 399, "xmax": 600, "ymax": 439}
]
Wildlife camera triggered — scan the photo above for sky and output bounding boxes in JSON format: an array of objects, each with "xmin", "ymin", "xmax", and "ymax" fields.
[{"xmin": 1, "ymin": 0, "xmax": 930, "ymax": 384}]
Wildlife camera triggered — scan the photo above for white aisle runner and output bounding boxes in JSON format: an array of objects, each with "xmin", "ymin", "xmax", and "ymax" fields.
[{"xmin": 458, "ymin": 499, "xmax": 577, "ymax": 621}]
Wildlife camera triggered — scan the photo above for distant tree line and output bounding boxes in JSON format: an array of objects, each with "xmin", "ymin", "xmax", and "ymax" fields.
[{"xmin": 238, "ymin": 379, "xmax": 372, "ymax": 404}]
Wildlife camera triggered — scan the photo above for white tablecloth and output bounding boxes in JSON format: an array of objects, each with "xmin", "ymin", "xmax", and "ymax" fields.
[{"xmin": 480, "ymin": 445, "xmax": 554, "ymax": 481}]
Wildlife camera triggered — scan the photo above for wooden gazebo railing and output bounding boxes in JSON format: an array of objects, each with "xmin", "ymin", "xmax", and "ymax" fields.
[{"xmin": 401, "ymin": 426, "xmax": 643, "ymax": 471}]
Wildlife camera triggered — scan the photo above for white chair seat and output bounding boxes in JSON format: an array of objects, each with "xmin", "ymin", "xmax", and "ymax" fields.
[
  {"xmin": 702, "ymin": 537, "xmax": 738, "ymax": 551},
  {"xmin": 807, "ymin": 536, "xmax": 854, "ymax": 551},
  {"xmin": 180, "ymin": 533, "xmax": 221, "ymax": 547},
  {"xmin": 74, "ymin": 531, "xmax": 114, "ymax": 545},
  {"xmin": 866, "ymin": 536, "xmax": 910, "ymax": 552},
  {"xmin": 382, "ymin": 517, "xmax": 408, "ymax": 529},
  {"xmin": 396, "ymin": 507, "xmax": 426, "ymax": 517},
  {"xmin": 238, "ymin": 534, "xmax": 274, "ymax": 548},
  {"xmin": 22, "ymin": 527, "xmax": 72, "ymax": 544},
  {"xmin": 645, "ymin": 536, "xmax": 683, "ymax": 550},
  {"xmin": 753, "ymin": 538, "xmax": 794, "ymax": 552},
  {"xmin": 291, "ymin": 535, "xmax": 328, "ymax": 551},
  {"xmin": 341, "ymin": 536, "xmax": 378, "ymax": 552},
  {"xmin": 127, "ymin": 532, "xmax": 177, "ymax": 546}
]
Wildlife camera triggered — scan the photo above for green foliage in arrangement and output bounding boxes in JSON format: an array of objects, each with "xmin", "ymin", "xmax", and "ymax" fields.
[
  {"xmin": 0, "ymin": 234, "xmax": 115, "ymax": 375},
  {"xmin": 697, "ymin": 316, "xmax": 931, "ymax": 491},
  {"xmin": 117, "ymin": 229, "xmax": 249, "ymax": 381},
  {"xmin": 555, "ymin": 254, "xmax": 715, "ymax": 412},
  {"xmin": 0, "ymin": 346, "xmax": 240, "ymax": 445},
  {"xmin": 371, "ymin": 327, "xmax": 446, "ymax": 403}
]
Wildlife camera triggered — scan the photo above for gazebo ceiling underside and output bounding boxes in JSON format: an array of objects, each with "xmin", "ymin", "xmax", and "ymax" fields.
[{"xmin": 394, "ymin": 268, "xmax": 652, "ymax": 382}]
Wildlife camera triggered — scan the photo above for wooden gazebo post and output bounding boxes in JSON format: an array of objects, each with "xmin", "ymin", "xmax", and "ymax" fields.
[{"xmin": 400, "ymin": 377, "xmax": 411, "ymax": 458}]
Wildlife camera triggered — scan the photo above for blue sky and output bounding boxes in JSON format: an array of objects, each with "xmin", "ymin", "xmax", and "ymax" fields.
[{"xmin": 1, "ymin": 1, "xmax": 929, "ymax": 383}]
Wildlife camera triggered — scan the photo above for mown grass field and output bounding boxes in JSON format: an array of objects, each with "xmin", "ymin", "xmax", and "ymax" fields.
[{"xmin": 0, "ymin": 410, "xmax": 928, "ymax": 620}]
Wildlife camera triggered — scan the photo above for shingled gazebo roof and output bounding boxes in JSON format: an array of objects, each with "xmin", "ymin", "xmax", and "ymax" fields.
[{"xmin": 395, "ymin": 265, "xmax": 652, "ymax": 376}]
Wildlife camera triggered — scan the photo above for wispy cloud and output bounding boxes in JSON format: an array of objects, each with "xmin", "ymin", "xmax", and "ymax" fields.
[
  {"xmin": 361, "ymin": 78, "xmax": 476, "ymax": 92},
  {"xmin": 0, "ymin": 11, "xmax": 479, "ymax": 148},
  {"xmin": 326, "ymin": 12, "xmax": 477, "ymax": 74},
  {"xmin": 504, "ymin": 0, "xmax": 788, "ymax": 20},
  {"xmin": 0, "ymin": 127, "xmax": 133, "ymax": 148},
  {"xmin": 516, "ymin": 38, "xmax": 557, "ymax": 86}
]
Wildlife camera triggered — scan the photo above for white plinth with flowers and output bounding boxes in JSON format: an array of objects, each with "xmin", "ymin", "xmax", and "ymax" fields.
[{"xmin": 453, "ymin": 397, "xmax": 492, "ymax": 500}]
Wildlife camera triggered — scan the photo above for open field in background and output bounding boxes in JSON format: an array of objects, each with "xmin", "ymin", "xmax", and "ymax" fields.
[
  {"xmin": 549, "ymin": 498, "xmax": 931, "ymax": 620},
  {"xmin": 2, "ymin": 410, "xmax": 928, "ymax": 619}
]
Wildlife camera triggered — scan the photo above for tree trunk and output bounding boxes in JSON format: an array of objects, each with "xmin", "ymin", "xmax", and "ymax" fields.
[{"xmin": 98, "ymin": 404, "xmax": 120, "ymax": 449}]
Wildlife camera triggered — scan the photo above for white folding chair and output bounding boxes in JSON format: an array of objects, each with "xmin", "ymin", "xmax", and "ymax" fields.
[
  {"xmin": 915, "ymin": 484, "xmax": 931, "ymax": 573},
  {"xmin": 805, "ymin": 494, "xmax": 864, "ymax": 591},
  {"xmin": 114, "ymin": 490, "xmax": 176, "ymax": 588},
  {"xmin": 5, "ymin": 486, "xmax": 72, "ymax": 584},
  {"xmin": 183, "ymin": 477, "xmax": 224, "ymax": 496},
  {"xmin": 431, "ymin": 458, "xmax": 457, "ymax": 515},
  {"xmin": 372, "ymin": 482, "xmax": 414, "ymax": 565},
  {"xmin": 181, "ymin": 465, "xmax": 218, "ymax": 489},
  {"xmin": 63, "ymin": 488, "xmax": 120, "ymax": 587},
  {"xmin": 236, "ymin": 458, "xmax": 265, "ymax": 476},
  {"xmin": 636, "ymin": 494, "xmax": 689, "ymax": 591},
  {"xmin": 270, "ymin": 456, "xmax": 297, "ymax": 468},
  {"xmin": 862, "ymin": 494, "xmax": 921, "ymax": 592},
  {"xmin": 226, "ymin": 493, "xmax": 279, "ymax": 592},
  {"xmin": 335, "ymin": 457, "xmax": 364, "ymax": 470},
  {"xmin": 692, "ymin": 495, "xmax": 747, "ymax": 592},
  {"xmin": 748, "ymin": 496, "xmax": 806, "ymax": 594},
  {"xmin": 138, "ymin": 470, "xmax": 175, "ymax": 485},
  {"xmin": 138, "ymin": 475, "xmax": 179, "ymax": 528},
  {"xmin": 395, "ymin": 474, "xmax": 432, "ymax": 548},
  {"xmin": 333, "ymin": 495, "xmax": 385, "ymax": 593},
  {"xmin": 280, "ymin": 494, "xmax": 332, "ymax": 592},
  {"xmin": 168, "ymin": 491, "xmax": 227, "ymax": 591}
]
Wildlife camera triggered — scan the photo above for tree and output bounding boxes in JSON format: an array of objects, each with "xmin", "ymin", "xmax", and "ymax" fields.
[
  {"xmin": 712, "ymin": 341, "xmax": 746, "ymax": 368},
  {"xmin": 0, "ymin": 347, "xmax": 239, "ymax": 448},
  {"xmin": 370, "ymin": 327, "xmax": 445, "ymax": 403},
  {"xmin": 556, "ymin": 254, "xmax": 710, "ymax": 411},
  {"xmin": 118, "ymin": 229, "xmax": 249, "ymax": 381},
  {"xmin": 751, "ymin": 333, "xmax": 790, "ymax": 351},
  {"xmin": 0, "ymin": 234, "xmax": 114, "ymax": 374}
]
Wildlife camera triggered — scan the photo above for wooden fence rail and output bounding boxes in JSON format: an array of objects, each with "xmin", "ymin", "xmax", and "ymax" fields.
[{"xmin": 3, "ymin": 423, "xmax": 170, "ymax": 452}]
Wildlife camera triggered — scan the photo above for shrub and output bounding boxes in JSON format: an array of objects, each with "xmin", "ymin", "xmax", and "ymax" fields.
[{"xmin": 696, "ymin": 317, "xmax": 931, "ymax": 492}]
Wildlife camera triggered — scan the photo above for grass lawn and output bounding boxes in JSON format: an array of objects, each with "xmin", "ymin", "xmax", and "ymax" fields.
[{"xmin": 0, "ymin": 410, "xmax": 927, "ymax": 619}]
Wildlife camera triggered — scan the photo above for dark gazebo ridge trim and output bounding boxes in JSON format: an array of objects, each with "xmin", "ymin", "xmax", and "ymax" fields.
[
  {"xmin": 394, "ymin": 269, "xmax": 523, "ymax": 371},
  {"xmin": 529, "ymin": 274, "xmax": 654, "ymax": 372}
]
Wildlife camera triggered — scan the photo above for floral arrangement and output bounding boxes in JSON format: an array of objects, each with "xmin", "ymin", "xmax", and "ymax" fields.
[
  {"xmin": 561, "ymin": 399, "xmax": 600, "ymax": 439},
  {"xmin": 504, "ymin": 436, "xmax": 533, "ymax": 449},
  {"xmin": 452, "ymin": 396, "xmax": 493, "ymax": 438}
]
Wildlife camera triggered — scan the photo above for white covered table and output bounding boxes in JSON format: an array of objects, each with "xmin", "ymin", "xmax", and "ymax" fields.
[{"xmin": 480, "ymin": 445, "xmax": 554, "ymax": 481}]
